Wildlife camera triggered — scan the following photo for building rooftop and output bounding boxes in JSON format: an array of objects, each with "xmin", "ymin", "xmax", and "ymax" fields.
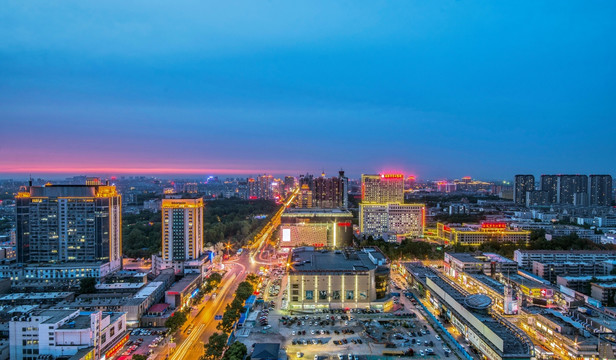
[
  {"xmin": 426, "ymin": 271, "xmax": 531, "ymax": 357},
  {"xmin": 288, "ymin": 248, "xmax": 385, "ymax": 273},
  {"xmin": 470, "ymin": 274, "xmax": 506, "ymax": 295},
  {"xmin": 559, "ymin": 275, "xmax": 616, "ymax": 282},
  {"xmin": 0, "ymin": 292, "xmax": 73, "ymax": 301},
  {"xmin": 167, "ymin": 274, "xmax": 200, "ymax": 294},
  {"xmin": 37, "ymin": 309, "xmax": 78, "ymax": 325},
  {"xmin": 516, "ymin": 250, "xmax": 616, "ymax": 255},
  {"xmin": 282, "ymin": 208, "xmax": 353, "ymax": 217},
  {"xmin": 135, "ymin": 281, "xmax": 164, "ymax": 299}
]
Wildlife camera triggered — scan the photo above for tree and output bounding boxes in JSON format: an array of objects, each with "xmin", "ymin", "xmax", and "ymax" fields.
[
  {"xmin": 132, "ymin": 355, "xmax": 148, "ymax": 360},
  {"xmin": 79, "ymin": 277, "xmax": 97, "ymax": 294},
  {"xmin": 222, "ymin": 341, "xmax": 247, "ymax": 360},
  {"xmin": 165, "ymin": 310, "xmax": 188, "ymax": 332},
  {"xmin": 245, "ymin": 273, "xmax": 260, "ymax": 288},
  {"xmin": 205, "ymin": 272, "xmax": 223, "ymax": 293},
  {"xmin": 217, "ymin": 304, "xmax": 240, "ymax": 334},
  {"xmin": 202, "ymin": 332, "xmax": 228, "ymax": 360}
]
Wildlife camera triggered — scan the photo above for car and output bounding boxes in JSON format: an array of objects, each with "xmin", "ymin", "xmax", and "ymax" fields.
[
  {"xmin": 302, "ymin": 340, "xmax": 307, "ymax": 345},
  {"xmin": 314, "ymin": 356, "xmax": 319, "ymax": 360},
  {"xmin": 292, "ymin": 330, "xmax": 296, "ymax": 335},
  {"xmin": 353, "ymin": 356, "xmax": 359, "ymax": 360},
  {"xmin": 312, "ymin": 339, "xmax": 317, "ymax": 345},
  {"xmin": 419, "ymin": 350, "xmax": 424, "ymax": 357},
  {"xmin": 347, "ymin": 355, "xmax": 352, "ymax": 360},
  {"xmin": 263, "ymin": 325, "xmax": 272, "ymax": 330},
  {"xmin": 296, "ymin": 352, "xmax": 303, "ymax": 358},
  {"xmin": 435, "ymin": 335, "xmax": 441, "ymax": 341},
  {"xmin": 311, "ymin": 330, "xmax": 316, "ymax": 335},
  {"xmin": 337, "ymin": 355, "xmax": 344, "ymax": 360}
]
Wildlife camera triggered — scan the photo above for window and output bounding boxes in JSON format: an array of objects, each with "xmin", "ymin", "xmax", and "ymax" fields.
[
  {"xmin": 305, "ymin": 290, "xmax": 314, "ymax": 300},
  {"xmin": 332, "ymin": 291, "xmax": 340, "ymax": 300},
  {"xmin": 346, "ymin": 290, "xmax": 354, "ymax": 300},
  {"xmin": 292, "ymin": 284, "xmax": 299, "ymax": 289},
  {"xmin": 292, "ymin": 290, "xmax": 299, "ymax": 295},
  {"xmin": 292, "ymin": 296, "xmax": 298, "ymax": 302},
  {"xmin": 319, "ymin": 291, "xmax": 328, "ymax": 300},
  {"xmin": 359, "ymin": 292, "xmax": 367, "ymax": 300}
]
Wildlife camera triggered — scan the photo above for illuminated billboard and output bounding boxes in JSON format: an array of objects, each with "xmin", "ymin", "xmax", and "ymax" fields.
[{"xmin": 282, "ymin": 228, "xmax": 291, "ymax": 242}]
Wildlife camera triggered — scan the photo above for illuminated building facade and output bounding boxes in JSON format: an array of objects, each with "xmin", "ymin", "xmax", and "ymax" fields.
[
  {"xmin": 247, "ymin": 175, "xmax": 274, "ymax": 200},
  {"xmin": 161, "ymin": 198, "xmax": 204, "ymax": 273},
  {"xmin": 297, "ymin": 184, "xmax": 313, "ymax": 208},
  {"xmin": 436, "ymin": 222, "xmax": 530, "ymax": 246},
  {"xmin": 286, "ymin": 247, "xmax": 390, "ymax": 310},
  {"xmin": 279, "ymin": 208, "xmax": 353, "ymax": 248},
  {"xmin": 360, "ymin": 203, "xmax": 424, "ymax": 242},
  {"xmin": 361, "ymin": 174, "xmax": 404, "ymax": 204},
  {"xmin": 15, "ymin": 183, "xmax": 122, "ymax": 275},
  {"xmin": 514, "ymin": 175, "xmax": 535, "ymax": 206}
]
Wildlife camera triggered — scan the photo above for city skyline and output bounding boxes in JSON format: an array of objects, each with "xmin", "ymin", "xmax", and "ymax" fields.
[{"xmin": 1, "ymin": 1, "xmax": 615, "ymax": 178}]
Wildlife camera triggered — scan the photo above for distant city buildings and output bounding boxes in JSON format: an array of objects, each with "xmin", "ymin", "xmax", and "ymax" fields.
[
  {"xmin": 514, "ymin": 175, "xmax": 534, "ymax": 206},
  {"xmin": 295, "ymin": 171, "xmax": 348, "ymax": 209},
  {"xmin": 515, "ymin": 174, "xmax": 613, "ymax": 207}
]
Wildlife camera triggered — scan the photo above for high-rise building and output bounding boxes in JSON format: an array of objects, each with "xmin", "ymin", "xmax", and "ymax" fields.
[
  {"xmin": 514, "ymin": 175, "xmax": 535, "ymax": 206},
  {"xmin": 15, "ymin": 183, "xmax": 122, "ymax": 274},
  {"xmin": 312, "ymin": 171, "xmax": 348, "ymax": 208},
  {"xmin": 361, "ymin": 174, "xmax": 404, "ymax": 204},
  {"xmin": 297, "ymin": 184, "xmax": 313, "ymax": 208},
  {"xmin": 247, "ymin": 175, "xmax": 274, "ymax": 200},
  {"xmin": 590, "ymin": 175, "xmax": 613, "ymax": 206},
  {"xmin": 360, "ymin": 203, "xmax": 425, "ymax": 242},
  {"xmin": 540, "ymin": 175, "xmax": 559, "ymax": 204},
  {"xmin": 161, "ymin": 198, "xmax": 204, "ymax": 273},
  {"xmin": 557, "ymin": 175, "xmax": 588, "ymax": 205}
]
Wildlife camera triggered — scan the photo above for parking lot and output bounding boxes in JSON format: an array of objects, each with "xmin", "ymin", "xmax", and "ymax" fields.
[
  {"xmin": 241, "ymin": 272, "xmax": 453, "ymax": 359},
  {"xmin": 115, "ymin": 328, "xmax": 168, "ymax": 359}
]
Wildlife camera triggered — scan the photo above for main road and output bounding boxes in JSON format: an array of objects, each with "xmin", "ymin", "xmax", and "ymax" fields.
[{"xmin": 163, "ymin": 189, "xmax": 298, "ymax": 360}]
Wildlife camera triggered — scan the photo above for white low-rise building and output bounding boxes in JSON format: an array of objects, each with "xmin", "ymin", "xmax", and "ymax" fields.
[{"xmin": 9, "ymin": 309, "xmax": 127, "ymax": 360}]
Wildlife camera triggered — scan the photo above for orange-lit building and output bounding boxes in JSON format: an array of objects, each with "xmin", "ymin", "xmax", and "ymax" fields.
[{"xmin": 436, "ymin": 222, "xmax": 530, "ymax": 246}]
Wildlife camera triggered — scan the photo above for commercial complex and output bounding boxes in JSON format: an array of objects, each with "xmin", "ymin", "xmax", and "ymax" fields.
[
  {"xmin": 9, "ymin": 309, "xmax": 128, "ymax": 360},
  {"xmin": 443, "ymin": 252, "xmax": 518, "ymax": 278},
  {"xmin": 286, "ymin": 247, "xmax": 391, "ymax": 310},
  {"xmin": 436, "ymin": 222, "xmax": 530, "ymax": 246},
  {"xmin": 279, "ymin": 208, "xmax": 353, "ymax": 248},
  {"xmin": 406, "ymin": 264, "xmax": 534, "ymax": 360},
  {"xmin": 13, "ymin": 183, "xmax": 122, "ymax": 283}
]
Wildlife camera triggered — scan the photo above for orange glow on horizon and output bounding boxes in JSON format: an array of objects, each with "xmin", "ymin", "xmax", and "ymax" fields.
[{"xmin": 0, "ymin": 166, "xmax": 301, "ymax": 175}]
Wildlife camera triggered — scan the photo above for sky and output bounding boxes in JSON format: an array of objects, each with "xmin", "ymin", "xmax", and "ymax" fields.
[{"xmin": 0, "ymin": 1, "xmax": 615, "ymax": 180}]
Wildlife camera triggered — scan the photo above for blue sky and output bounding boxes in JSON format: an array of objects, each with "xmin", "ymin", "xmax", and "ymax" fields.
[{"xmin": 0, "ymin": 1, "xmax": 614, "ymax": 179}]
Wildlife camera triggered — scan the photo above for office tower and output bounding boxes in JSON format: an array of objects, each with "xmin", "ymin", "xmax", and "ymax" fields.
[
  {"xmin": 540, "ymin": 175, "xmax": 558, "ymax": 204},
  {"xmin": 257, "ymin": 174, "xmax": 273, "ymax": 199},
  {"xmin": 161, "ymin": 198, "xmax": 204, "ymax": 265},
  {"xmin": 283, "ymin": 176, "xmax": 296, "ymax": 196},
  {"xmin": 590, "ymin": 175, "xmax": 613, "ymax": 206},
  {"xmin": 361, "ymin": 174, "xmax": 404, "ymax": 203},
  {"xmin": 247, "ymin": 177, "xmax": 257, "ymax": 199},
  {"xmin": 15, "ymin": 183, "xmax": 122, "ymax": 273},
  {"xmin": 297, "ymin": 184, "xmax": 313, "ymax": 208},
  {"xmin": 514, "ymin": 175, "xmax": 534, "ymax": 206},
  {"xmin": 557, "ymin": 175, "xmax": 588, "ymax": 205},
  {"xmin": 360, "ymin": 203, "xmax": 425, "ymax": 242}
]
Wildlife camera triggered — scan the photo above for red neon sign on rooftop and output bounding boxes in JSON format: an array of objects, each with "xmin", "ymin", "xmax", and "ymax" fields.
[
  {"xmin": 481, "ymin": 222, "xmax": 507, "ymax": 229},
  {"xmin": 380, "ymin": 174, "xmax": 404, "ymax": 179}
]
